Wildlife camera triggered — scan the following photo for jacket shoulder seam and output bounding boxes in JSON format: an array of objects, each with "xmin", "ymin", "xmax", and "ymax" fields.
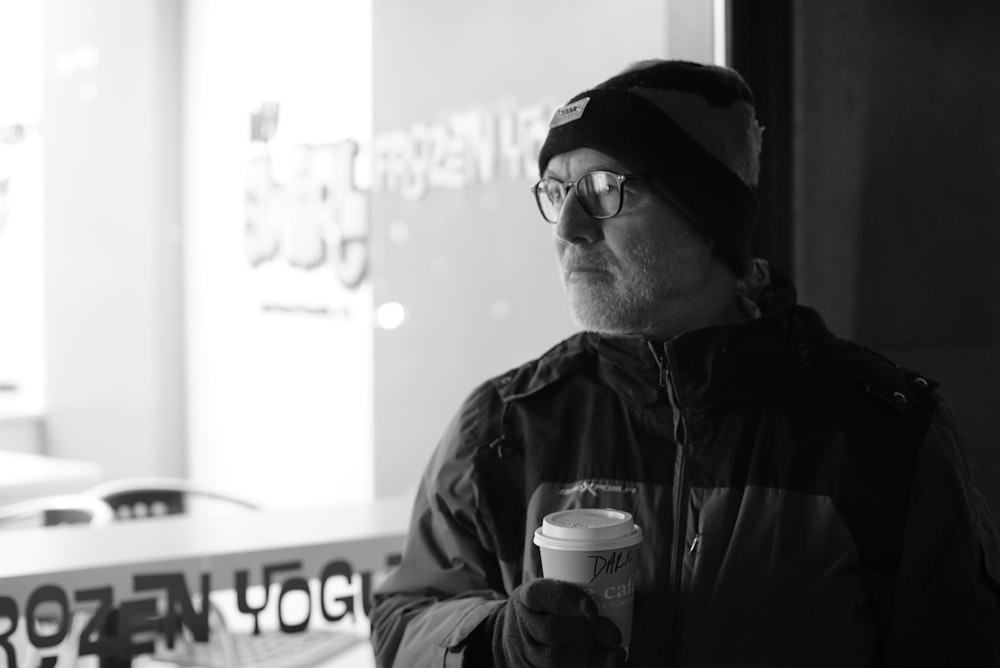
[
  {"xmin": 490, "ymin": 333, "xmax": 592, "ymax": 400},
  {"xmin": 805, "ymin": 338, "xmax": 939, "ymax": 413}
]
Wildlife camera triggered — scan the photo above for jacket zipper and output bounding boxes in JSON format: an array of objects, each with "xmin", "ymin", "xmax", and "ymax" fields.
[{"xmin": 648, "ymin": 340, "xmax": 689, "ymax": 664}]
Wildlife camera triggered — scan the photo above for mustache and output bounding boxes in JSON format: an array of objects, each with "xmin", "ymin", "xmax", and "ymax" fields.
[{"xmin": 560, "ymin": 247, "xmax": 615, "ymax": 273}]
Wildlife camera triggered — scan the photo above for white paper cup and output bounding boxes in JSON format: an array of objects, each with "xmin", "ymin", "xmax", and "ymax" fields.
[{"xmin": 533, "ymin": 508, "xmax": 643, "ymax": 650}]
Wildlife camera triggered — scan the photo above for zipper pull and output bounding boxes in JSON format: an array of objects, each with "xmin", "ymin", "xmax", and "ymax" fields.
[
  {"xmin": 487, "ymin": 435, "xmax": 510, "ymax": 459},
  {"xmin": 647, "ymin": 341, "xmax": 669, "ymax": 388}
]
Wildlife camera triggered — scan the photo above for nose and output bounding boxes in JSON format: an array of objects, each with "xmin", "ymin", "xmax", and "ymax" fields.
[{"xmin": 553, "ymin": 191, "xmax": 603, "ymax": 244}]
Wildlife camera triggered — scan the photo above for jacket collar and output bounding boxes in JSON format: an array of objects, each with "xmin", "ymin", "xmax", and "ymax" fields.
[
  {"xmin": 494, "ymin": 270, "xmax": 833, "ymax": 408},
  {"xmin": 596, "ymin": 271, "xmax": 833, "ymax": 408}
]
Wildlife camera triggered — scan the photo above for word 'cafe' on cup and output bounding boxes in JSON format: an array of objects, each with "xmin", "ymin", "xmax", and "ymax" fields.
[{"xmin": 532, "ymin": 508, "xmax": 643, "ymax": 650}]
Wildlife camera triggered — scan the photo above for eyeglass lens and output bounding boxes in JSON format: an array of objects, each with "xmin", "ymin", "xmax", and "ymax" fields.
[{"xmin": 535, "ymin": 171, "xmax": 623, "ymax": 223}]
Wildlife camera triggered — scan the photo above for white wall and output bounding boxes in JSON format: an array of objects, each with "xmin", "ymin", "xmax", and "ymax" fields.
[
  {"xmin": 0, "ymin": 0, "xmax": 45, "ymax": 430},
  {"xmin": 32, "ymin": 0, "xmax": 375, "ymax": 506},
  {"xmin": 41, "ymin": 0, "xmax": 185, "ymax": 478},
  {"xmin": 183, "ymin": 0, "xmax": 374, "ymax": 508}
]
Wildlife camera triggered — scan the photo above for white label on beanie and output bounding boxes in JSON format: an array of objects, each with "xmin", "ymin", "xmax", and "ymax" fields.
[{"xmin": 550, "ymin": 97, "xmax": 590, "ymax": 128}]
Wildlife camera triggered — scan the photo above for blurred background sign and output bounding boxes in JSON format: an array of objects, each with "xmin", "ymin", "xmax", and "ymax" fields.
[{"xmin": 183, "ymin": 0, "xmax": 374, "ymax": 507}]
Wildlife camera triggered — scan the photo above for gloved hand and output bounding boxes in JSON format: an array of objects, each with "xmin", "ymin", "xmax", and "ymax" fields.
[{"xmin": 474, "ymin": 578, "xmax": 626, "ymax": 668}]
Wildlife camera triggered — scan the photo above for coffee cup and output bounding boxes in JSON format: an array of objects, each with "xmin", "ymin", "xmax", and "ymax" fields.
[{"xmin": 533, "ymin": 508, "xmax": 643, "ymax": 650}]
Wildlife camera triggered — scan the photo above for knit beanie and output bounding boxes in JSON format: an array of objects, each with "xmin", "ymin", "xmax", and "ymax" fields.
[{"xmin": 537, "ymin": 59, "xmax": 763, "ymax": 276}]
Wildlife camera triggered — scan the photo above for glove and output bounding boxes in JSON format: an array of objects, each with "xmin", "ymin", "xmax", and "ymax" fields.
[{"xmin": 473, "ymin": 578, "xmax": 626, "ymax": 668}]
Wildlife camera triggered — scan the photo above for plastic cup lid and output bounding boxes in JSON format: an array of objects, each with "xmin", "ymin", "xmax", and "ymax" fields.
[{"xmin": 533, "ymin": 508, "xmax": 643, "ymax": 550}]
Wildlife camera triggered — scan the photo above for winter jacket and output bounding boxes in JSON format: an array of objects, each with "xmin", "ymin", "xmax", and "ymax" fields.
[{"xmin": 371, "ymin": 278, "xmax": 1000, "ymax": 667}]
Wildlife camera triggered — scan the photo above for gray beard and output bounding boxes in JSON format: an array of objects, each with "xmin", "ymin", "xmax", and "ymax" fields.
[{"xmin": 561, "ymin": 243, "xmax": 702, "ymax": 337}]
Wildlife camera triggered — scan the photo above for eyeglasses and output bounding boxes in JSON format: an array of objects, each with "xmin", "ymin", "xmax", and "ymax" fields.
[{"xmin": 531, "ymin": 170, "xmax": 646, "ymax": 224}]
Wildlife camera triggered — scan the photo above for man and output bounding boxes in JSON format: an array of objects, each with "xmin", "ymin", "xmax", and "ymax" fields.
[{"xmin": 370, "ymin": 59, "xmax": 1000, "ymax": 667}]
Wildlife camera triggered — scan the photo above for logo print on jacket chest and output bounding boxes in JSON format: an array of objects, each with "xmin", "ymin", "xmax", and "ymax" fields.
[{"xmin": 558, "ymin": 480, "xmax": 638, "ymax": 496}]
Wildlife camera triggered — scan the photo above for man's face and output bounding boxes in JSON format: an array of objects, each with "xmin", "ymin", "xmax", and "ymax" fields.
[{"xmin": 546, "ymin": 147, "xmax": 718, "ymax": 337}]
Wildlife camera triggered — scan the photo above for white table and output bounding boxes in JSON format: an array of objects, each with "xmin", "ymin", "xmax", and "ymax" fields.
[
  {"xmin": 0, "ymin": 449, "xmax": 103, "ymax": 505},
  {"xmin": 0, "ymin": 496, "xmax": 411, "ymax": 667}
]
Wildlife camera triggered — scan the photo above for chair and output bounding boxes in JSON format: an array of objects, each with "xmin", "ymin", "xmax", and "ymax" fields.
[
  {"xmin": 80, "ymin": 478, "xmax": 365, "ymax": 668},
  {"xmin": 83, "ymin": 477, "xmax": 262, "ymax": 520},
  {"xmin": 0, "ymin": 493, "xmax": 115, "ymax": 529}
]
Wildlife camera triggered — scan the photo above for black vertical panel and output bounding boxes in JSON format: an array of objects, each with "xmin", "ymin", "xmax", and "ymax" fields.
[
  {"xmin": 727, "ymin": 0, "xmax": 794, "ymax": 277},
  {"xmin": 750, "ymin": 0, "xmax": 1000, "ymax": 522},
  {"xmin": 851, "ymin": 0, "xmax": 1000, "ymax": 518},
  {"xmin": 855, "ymin": 1, "xmax": 1000, "ymax": 349}
]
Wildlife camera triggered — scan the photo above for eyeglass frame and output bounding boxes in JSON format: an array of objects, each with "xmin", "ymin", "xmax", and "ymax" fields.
[{"xmin": 530, "ymin": 170, "xmax": 648, "ymax": 224}]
